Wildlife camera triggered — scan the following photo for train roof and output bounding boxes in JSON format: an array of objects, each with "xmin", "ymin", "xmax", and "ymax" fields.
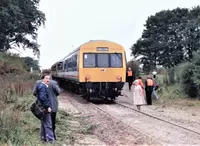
[
  {"xmin": 53, "ymin": 40, "xmax": 124, "ymax": 64},
  {"xmin": 61, "ymin": 40, "xmax": 123, "ymax": 59},
  {"xmin": 83, "ymin": 40, "xmax": 123, "ymax": 47}
]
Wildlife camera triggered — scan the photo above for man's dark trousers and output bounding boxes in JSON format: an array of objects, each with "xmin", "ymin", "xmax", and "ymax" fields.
[{"xmin": 51, "ymin": 112, "xmax": 57, "ymax": 140}]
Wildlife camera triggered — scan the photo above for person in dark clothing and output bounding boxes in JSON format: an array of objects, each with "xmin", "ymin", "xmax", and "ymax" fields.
[
  {"xmin": 127, "ymin": 68, "xmax": 134, "ymax": 91},
  {"xmin": 36, "ymin": 74, "xmax": 54, "ymax": 143},
  {"xmin": 145, "ymin": 75, "xmax": 154, "ymax": 105},
  {"xmin": 33, "ymin": 70, "xmax": 60, "ymax": 140}
]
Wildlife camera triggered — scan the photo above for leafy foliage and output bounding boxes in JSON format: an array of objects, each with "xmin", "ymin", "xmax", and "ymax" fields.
[
  {"xmin": 0, "ymin": 73, "xmax": 40, "ymax": 145},
  {"xmin": 131, "ymin": 6, "xmax": 200, "ymax": 72},
  {"xmin": 180, "ymin": 63, "xmax": 198, "ymax": 97},
  {"xmin": 0, "ymin": 52, "xmax": 26, "ymax": 74},
  {"xmin": 0, "ymin": 0, "xmax": 45, "ymax": 56},
  {"xmin": 22, "ymin": 56, "xmax": 40, "ymax": 71},
  {"xmin": 176, "ymin": 51, "xmax": 200, "ymax": 98},
  {"xmin": 127, "ymin": 60, "xmax": 139, "ymax": 76},
  {"xmin": 0, "ymin": 52, "xmax": 40, "ymax": 75}
]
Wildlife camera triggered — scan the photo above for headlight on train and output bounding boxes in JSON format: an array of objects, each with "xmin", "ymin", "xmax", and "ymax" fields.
[
  {"xmin": 117, "ymin": 76, "xmax": 122, "ymax": 82},
  {"xmin": 85, "ymin": 76, "xmax": 90, "ymax": 82}
]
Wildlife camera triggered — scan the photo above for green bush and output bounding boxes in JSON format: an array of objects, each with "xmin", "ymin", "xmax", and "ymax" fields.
[
  {"xmin": 173, "ymin": 51, "xmax": 200, "ymax": 98},
  {"xmin": 0, "ymin": 73, "xmax": 40, "ymax": 145},
  {"xmin": 180, "ymin": 63, "xmax": 198, "ymax": 97},
  {"xmin": 0, "ymin": 93, "xmax": 40, "ymax": 145},
  {"xmin": 168, "ymin": 67, "xmax": 175, "ymax": 84},
  {"xmin": 162, "ymin": 74, "xmax": 169, "ymax": 86},
  {"xmin": 0, "ymin": 53, "xmax": 41, "ymax": 145}
]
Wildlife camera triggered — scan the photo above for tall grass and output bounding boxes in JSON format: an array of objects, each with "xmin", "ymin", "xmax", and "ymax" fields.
[
  {"xmin": 152, "ymin": 74, "xmax": 200, "ymax": 107},
  {"xmin": 0, "ymin": 73, "xmax": 41, "ymax": 145},
  {"xmin": 0, "ymin": 73, "xmax": 96, "ymax": 145}
]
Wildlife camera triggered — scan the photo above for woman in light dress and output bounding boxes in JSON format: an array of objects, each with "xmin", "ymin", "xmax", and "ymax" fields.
[{"xmin": 132, "ymin": 79, "xmax": 146, "ymax": 111}]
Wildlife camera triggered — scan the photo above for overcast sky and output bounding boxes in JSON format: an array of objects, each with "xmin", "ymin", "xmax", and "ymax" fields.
[{"xmin": 20, "ymin": 0, "xmax": 200, "ymax": 69}]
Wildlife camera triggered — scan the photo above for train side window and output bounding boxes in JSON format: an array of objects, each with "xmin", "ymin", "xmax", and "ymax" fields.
[
  {"xmin": 64, "ymin": 60, "xmax": 67, "ymax": 71},
  {"xmin": 57, "ymin": 62, "xmax": 63, "ymax": 70},
  {"xmin": 66, "ymin": 59, "xmax": 69, "ymax": 72},
  {"xmin": 83, "ymin": 54, "xmax": 96, "ymax": 67},
  {"xmin": 64, "ymin": 62, "xmax": 66, "ymax": 69},
  {"xmin": 74, "ymin": 55, "xmax": 77, "ymax": 71}
]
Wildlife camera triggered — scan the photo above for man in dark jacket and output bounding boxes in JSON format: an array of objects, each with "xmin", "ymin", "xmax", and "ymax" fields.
[
  {"xmin": 33, "ymin": 70, "xmax": 60, "ymax": 140},
  {"xmin": 36, "ymin": 73, "xmax": 54, "ymax": 143}
]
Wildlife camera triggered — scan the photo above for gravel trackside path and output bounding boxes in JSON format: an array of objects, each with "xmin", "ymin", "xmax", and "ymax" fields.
[{"xmin": 59, "ymin": 92, "xmax": 160, "ymax": 146}]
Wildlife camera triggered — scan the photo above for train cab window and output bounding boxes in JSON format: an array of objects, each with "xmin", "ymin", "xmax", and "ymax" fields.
[
  {"xmin": 97, "ymin": 54, "xmax": 109, "ymax": 67},
  {"xmin": 83, "ymin": 54, "xmax": 96, "ymax": 67},
  {"xmin": 110, "ymin": 53, "xmax": 122, "ymax": 67}
]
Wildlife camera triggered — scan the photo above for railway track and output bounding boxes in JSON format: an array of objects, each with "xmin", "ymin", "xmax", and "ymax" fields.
[
  {"xmin": 62, "ymin": 88, "xmax": 200, "ymax": 144},
  {"xmin": 114, "ymin": 102, "xmax": 200, "ymax": 136},
  {"xmin": 87, "ymin": 101, "xmax": 163, "ymax": 145},
  {"xmin": 67, "ymin": 89, "xmax": 200, "ymax": 136},
  {"xmin": 87, "ymin": 100, "xmax": 200, "ymax": 145},
  {"xmin": 64, "ymin": 92, "xmax": 161, "ymax": 145}
]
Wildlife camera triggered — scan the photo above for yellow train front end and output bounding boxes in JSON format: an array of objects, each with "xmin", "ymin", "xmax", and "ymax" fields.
[{"xmin": 78, "ymin": 40, "xmax": 126, "ymax": 101}]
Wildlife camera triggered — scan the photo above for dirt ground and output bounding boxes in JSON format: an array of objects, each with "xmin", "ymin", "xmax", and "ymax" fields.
[
  {"xmin": 59, "ymin": 96, "xmax": 107, "ymax": 146},
  {"xmin": 119, "ymin": 83, "xmax": 200, "ymax": 133},
  {"xmin": 59, "ymin": 93, "xmax": 159, "ymax": 146},
  {"xmin": 58, "ymin": 84, "xmax": 200, "ymax": 145}
]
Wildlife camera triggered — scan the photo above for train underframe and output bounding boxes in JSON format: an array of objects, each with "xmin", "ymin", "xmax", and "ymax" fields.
[
  {"xmin": 53, "ymin": 77, "xmax": 124, "ymax": 102},
  {"xmin": 84, "ymin": 82, "xmax": 124, "ymax": 101}
]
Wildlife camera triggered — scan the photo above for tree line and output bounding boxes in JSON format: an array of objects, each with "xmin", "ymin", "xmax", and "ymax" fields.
[
  {"xmin": 131, "ymin": 6, "xmax": 200, "ymax": 73},
  {"xmin": 0, "ymin": 0, "xmax": 45, "ymax": 71},
  {"xmin": 130, "ymin": 6, "xmax": 200, "ymax": 98}
]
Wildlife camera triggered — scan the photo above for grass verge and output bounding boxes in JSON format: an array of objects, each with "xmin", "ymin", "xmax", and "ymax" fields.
[{"xmin": 0, "ymin": 93, "xmax": 96, "ymax": 146}]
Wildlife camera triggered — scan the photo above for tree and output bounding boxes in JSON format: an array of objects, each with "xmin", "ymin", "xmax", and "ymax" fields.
[
  {"xmin": 131, "ymin": 6, "xmax": 200, "ymax": 72},
  {"xmin": 0, "ymin": 0, "xmax": 45, "ymax": 57},
  {"xmin": 22, "ymin": 56, "xmax": 40, "ymax": 71},
  {"xmin": 127, "ymin": 60, "xmax": 139, "ymax": 76}
]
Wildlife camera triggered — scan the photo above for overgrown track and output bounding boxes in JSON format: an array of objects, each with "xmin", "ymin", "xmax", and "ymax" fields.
[{"xmin": 115, "ymin": 102, "xmax": 200, "ymax": 136}]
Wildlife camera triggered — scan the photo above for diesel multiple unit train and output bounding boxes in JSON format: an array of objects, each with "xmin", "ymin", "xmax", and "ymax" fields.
[{"xmin": 51, "ymin": 40, "xmax": 127, "ymax": 101}]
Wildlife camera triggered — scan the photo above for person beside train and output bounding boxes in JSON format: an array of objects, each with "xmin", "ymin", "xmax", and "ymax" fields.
[
  {"xmin": 132, "ymin": 79, "xmax": 146, "ymax": 111},
  {"xmin": 127, "ymin": 67, "xmax": 135, "ymax": 92},
  {"xmin": 33, "ymin": 73, "xmax": 55, "ymax": 143},
  {"xmin": 33, "ymin": 69, "xmax": 60, "ymax": 141},
  {"xmin": 144, "ymin": 75, "xmax": 155, "ymax": 105}
]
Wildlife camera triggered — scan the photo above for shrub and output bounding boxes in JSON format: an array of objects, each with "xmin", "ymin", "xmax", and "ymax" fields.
[
  {"xmin": 168, "ymin": 67, "xmax": 175, "ymax": 84},
  {"xmin": 180, "ymin": 63, "xmax": 199, "ymax": 98},
  {"xmin": 0, "ymin": 73, "xmax": 40, "ymax": 145}
]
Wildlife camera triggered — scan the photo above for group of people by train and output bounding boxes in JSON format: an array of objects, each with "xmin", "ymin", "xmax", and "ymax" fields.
[
  {"xmin": 30, "ymin": 67, "xmax": 158, "ymax": 144},
  {"xmin": 127, "ymin": 68, "xmax": 159, "ymax": 111}
]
